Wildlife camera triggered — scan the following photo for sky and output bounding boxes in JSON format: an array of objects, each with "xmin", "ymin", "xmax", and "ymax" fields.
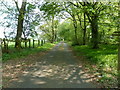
[
  {"xmin": 0, "ymin": 0, "xmax": 20, "ymax": 38},
  {"xmin": 0, "ymin": 27, "xmax": 4, "ymax": 38},
  {"xmin": 0, "ymin": 0, "xmax": 66, "ymax": 39},
  {"xmin": 0, "ymin": 10, "xmax": 5, "ymax": 38},
  {"xmin": 1, "ymin": 0, "xmax": 118, "ymax": 39},
  {"xmin": 0, "ymin": 0, "xmax": 38, "ymax": 39}
]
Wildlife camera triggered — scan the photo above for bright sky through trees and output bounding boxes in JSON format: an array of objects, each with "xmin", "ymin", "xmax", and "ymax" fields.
[
  {"xmin": 0, "ymin": 0, "xmax": 40, "ymax": 39},
  {"xmin": 0, "ymin": 0, "xmax": 22, "ymax": 38},
  {"xmin": 0, "ymin": 0, "xmax": 119, "ymax": 39}
]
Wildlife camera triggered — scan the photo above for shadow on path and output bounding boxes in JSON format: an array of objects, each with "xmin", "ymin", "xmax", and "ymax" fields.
[{"xmin": 8, "ymin": 42, "xmax": 97, "ymax": 88}]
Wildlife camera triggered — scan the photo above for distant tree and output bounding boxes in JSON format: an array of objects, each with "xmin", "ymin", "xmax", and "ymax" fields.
[
  {"xmin": 62, "ymin": 3, "xmax": 79, "ymax": 45},
  {"xmin": 40, "ymin": 2, "xmax": 61, "ymax": 43}
]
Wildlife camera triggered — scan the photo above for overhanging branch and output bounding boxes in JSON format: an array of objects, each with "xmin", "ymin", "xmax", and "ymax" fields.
[{"xmin": 13, "ymin": 0, "xmax": 20, "ymax": 12}]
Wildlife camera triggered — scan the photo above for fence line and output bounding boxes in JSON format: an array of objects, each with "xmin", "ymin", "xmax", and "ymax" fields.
[{"xmin": 1, "ymin": 38, "xmax": 46, "ymax": 53}]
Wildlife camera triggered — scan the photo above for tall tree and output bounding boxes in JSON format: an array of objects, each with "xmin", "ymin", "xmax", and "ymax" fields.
[
  {"xmin": 63, "ymin": 3, "xmax": 79, "ymax": 45},
  {"xmin": 70, "ymin": 2, "xmax": 106, "ymax": 48},
  {"xmin": 40, "ymin": 2, "xmax": 61, "ymax": 43},
  {"xmin": 14, "ymin": 0, "xmax": 27, "ymax": 48},
  {"xmin": 76, "ymin": 3, "xmax": 87, "ymax": 45}
]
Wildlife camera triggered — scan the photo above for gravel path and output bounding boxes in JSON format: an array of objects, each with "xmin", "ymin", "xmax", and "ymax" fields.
[{"xmin": 8, "ymin": 42, "xmax": 97, "ymax": 88}]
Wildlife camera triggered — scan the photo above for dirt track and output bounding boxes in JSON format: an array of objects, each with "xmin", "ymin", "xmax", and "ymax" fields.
[{"xmin": 6, "ymin": 42, "xmax": 97, "ymax": 88}]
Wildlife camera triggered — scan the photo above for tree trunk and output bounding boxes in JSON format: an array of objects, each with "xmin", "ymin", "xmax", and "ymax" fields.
[
  {"xmin": 77, "ymin": 13, "xmax": 84, "ymax": 45},
  {"xmin": 38, "ymin": 40, "xmax": 40, "ymax": 46},
  {"xmin": 41, "ymin": 40, "xmax": 43, "ymax": 46},
  {"xmin": 15, "ymin": 0, "xmax": 26, "ymax": 48},
  {"xmin": 33, "ymin": 39, "xmax": 35, "ymax": 48},
  {"xmin": 102, "ymin": 30, "xmax": 105, "ymax": 44},
  {"xmin": 91, "ymin": 16, "xmax": 99, "ymax": 49},
  {"xmin": 73, "ymin": 23, "xmax": 78, "ymax": 44},
  {"xmin": 51, "ymin": 15, "xmax": 55, "ymax": 43},
  {"xmin": 85, "ymin": 9, "xmax": 99, "ymax": 49},
  {"xmin": 29, "ymin": 39, "xmax": 31, "ymax": 48},
  {"xmin": 83, "ymin": 13, "xmax": 86, "ymax": 45},
  {"xmin": 54, "ymin": 30, "xmax": 57, "ymax": 42},
  {"xmin": 73, "ymin": 15, "xmax": 79, "ymax": 45},
  {"xmin": 3, "ymin": 38, "xmax": 8, "ymax": 53}
]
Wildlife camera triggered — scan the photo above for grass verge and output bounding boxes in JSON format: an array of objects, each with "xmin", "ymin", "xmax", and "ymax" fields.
[
  {"xmin": 2, "ymin": 43, "xmax": 55, "ymax": 62},
  {"xmin": 71, "ymin": 44, "xmax": 118, "ymax": 88}
]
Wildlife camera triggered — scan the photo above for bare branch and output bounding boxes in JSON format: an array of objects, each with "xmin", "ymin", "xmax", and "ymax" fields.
[
  {"xmin": 13, "ymin": 0, "xmax": 20, "ymax": 12},
  {"xmin": 1, "ymin": 1, "xmax": 11, "ymax": 11}
]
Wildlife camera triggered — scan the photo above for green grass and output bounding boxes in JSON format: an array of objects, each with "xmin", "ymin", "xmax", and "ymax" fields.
[
  {"xmin": 73, "ymin": 44, "xmax": 117, "ymax": 68},
  {"xmin": 72, "ymin": 44, "xmax": 118, "ymax": 87},
  {"xmin": 2, "ymin": 43, "xmax": 55, "ymax": 62}
]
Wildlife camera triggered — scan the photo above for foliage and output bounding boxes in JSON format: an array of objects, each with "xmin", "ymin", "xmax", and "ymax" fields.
[
  {"xmin": 73, "ymin": 45, "xmax": 117, "ymax": 65},
  {"xmin": 1, "ymin": 0, "xmax": 120, "ymax": 88},
  {"xmin": 0, "ymin": 1, "xmax": 40, "ymax": 40},
  {"xmin": 72, "ymin": 44, "xmax": 118, "ymax": 87},
  {"xmin": 40, "ymin": 2, "xmax": 62, "ymax": 19}
]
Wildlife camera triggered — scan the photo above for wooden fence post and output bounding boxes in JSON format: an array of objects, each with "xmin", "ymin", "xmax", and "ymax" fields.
[
  {"xmin": 41, "ymin": 40, "xmax": 43, "ymax": 46},
  {"xmin": 6, "ymin": 39, "xmax": 8, "ymax": 50},
  {"xmin": 38, "ymin": 40, "xmax": 40, "ymax": 46},
  {"xmin": 3, "ymin": 38, "xmax": 5, "ymax": 49},
  {"xmin": 25, "ymin": 38, "xmax": 27, "ymax": 48},
  {"xmin": 3, "ymin": 38, "xmax": 6, "ymax": 50},
  {"xmin": 3, "ymin": 38, "xmax": 8, "ymax": 53},
  {"xmin": 29, "ymin": 39, "xmax": 31, "ymax": 48},
  {"xmin": 33, "ymin": 39, "xmax": 35, "ymax": 48}
]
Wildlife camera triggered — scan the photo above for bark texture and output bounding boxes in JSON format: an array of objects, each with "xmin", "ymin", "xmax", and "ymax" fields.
[{"xmin": 15, "ymin": 0, "xmax": 26, "ymax": 48}]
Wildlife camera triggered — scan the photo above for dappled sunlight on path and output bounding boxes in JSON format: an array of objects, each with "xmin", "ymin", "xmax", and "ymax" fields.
[{"xmin": 8, "ymin": 42, "xmax": 97, "ymax": 88}]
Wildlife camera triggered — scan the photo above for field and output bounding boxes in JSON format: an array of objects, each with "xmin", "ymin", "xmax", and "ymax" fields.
[{"xmin": 2, "ymin": 40, "xmax": 56, "ymax": 62}]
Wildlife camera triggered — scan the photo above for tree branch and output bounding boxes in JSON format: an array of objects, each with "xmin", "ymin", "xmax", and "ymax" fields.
[
  {"xmin": 77, "ymin": 13, "xmax": 84, "ymax": 30},
  {"xmin": 1, "ymin": 1, "xmax": 11, "ymax": 11},
  {"xmin": 85, "ymin": 12, "xmax": 92, "ymax": 23},
  {"xmin": 13, "ymin": 0, "xmax": 20, "ymax": 12},
  {"xmin": 68, "ymin": 2, "xmax": 80, "ymax": 8}
]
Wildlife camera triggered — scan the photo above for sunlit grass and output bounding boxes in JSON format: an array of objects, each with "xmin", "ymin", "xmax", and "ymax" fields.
[
  {"xmin": 72, "ymin": 44, "xmax": 118, "ymax": 88},
  {"xmin": 2, "ymin": 43, "xmax": 55, "ymax": 62},
  {"xmin": 73, "ymin": 45, "xmax": 117, "ymax": 66}
]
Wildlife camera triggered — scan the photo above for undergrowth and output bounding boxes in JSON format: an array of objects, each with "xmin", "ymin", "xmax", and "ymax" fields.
[{"xmin": 72, "ymin": 44, "xmax": 118, "ymax": 88}]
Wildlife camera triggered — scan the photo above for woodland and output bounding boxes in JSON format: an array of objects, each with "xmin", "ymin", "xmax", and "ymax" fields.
[{"xmin": 0, "ymin": 0, "xmax": 120, "ymax": 88}]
